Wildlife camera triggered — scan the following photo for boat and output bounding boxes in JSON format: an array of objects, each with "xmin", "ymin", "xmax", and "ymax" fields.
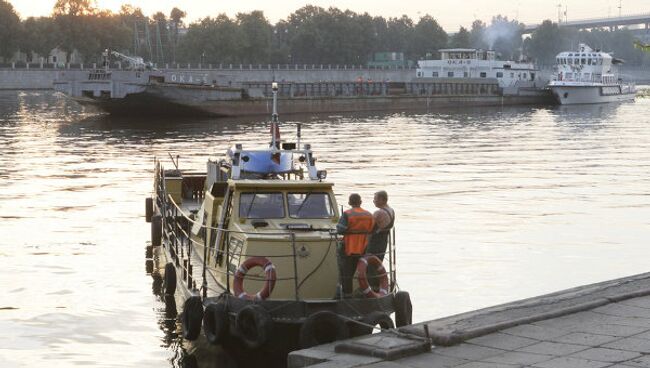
[
  {"xmin": 416, "ymin": 48, "xmax": 548, "ymax": 96},
  {"xmin": 144, "ymin": 83, "xmax": 412, "ymax": 353},
  {"xmin": 53, "ymin": 50, "xmax": 555, "ymax": 117},
  {"xmin": 548, "ymin": 44, "xmax": 636, "ymax": 105}
]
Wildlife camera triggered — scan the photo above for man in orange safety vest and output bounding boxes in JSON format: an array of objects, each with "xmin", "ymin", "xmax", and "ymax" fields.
[{"xmin": 336, "ymin": 193, "xmax": 374, "ymax": 297}]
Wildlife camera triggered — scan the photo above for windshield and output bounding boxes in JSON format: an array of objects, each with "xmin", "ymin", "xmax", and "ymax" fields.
[
  {"xmin": 239, "ymin": 193, "xmax": 285, "ymax": 219},
  {"xmin": 288, "ymin": 192, "xmax": 334, "ymax": 218}
]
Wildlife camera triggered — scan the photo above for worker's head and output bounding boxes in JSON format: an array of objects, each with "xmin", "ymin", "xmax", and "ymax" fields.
[
  {"xmin": 348, "ymin": 193, "xmax": 362, "ymax": 207},
  {"xmin": 373, "ymin": 190, "xmax": 388, "ymax": 207}
]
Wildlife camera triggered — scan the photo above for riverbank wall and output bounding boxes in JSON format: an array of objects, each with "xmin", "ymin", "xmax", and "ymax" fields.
[{"xmin": 0, "ymin": 64, "xmax": 415, "ymax": 90}]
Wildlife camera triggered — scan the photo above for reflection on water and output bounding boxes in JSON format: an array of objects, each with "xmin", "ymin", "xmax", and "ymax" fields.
[{"xmin": 1, "ymin": 90, "xmax": 649, "ymax": 367}]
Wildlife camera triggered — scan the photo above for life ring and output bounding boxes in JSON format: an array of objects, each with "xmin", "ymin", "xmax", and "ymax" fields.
[
  {"xmin": 356, "ymin": 255, "xmax": 389, "ymax": 298},
  {"xmin": 299, "ymin": 311, "xmax": 349, "ymax": 348},
  {"xmin": 233, "ymin": 257, "xmax": 276, "ymax": 301}
]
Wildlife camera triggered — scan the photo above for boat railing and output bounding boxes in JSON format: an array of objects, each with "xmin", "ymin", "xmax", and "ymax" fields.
[{"xmin": 154, "ymin": 162, "xmax": 397, "ymax": 301}]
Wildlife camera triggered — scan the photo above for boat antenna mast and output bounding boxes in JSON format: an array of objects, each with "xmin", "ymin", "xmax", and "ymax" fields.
[{"xmin": 270, "ymin": 82, "xmax": 280, "ymax": 149}]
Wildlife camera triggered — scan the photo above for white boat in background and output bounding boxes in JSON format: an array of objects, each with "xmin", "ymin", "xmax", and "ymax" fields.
[{"xmin": 548, "ymin": 44, "xmax": 636, "ymax": 105}]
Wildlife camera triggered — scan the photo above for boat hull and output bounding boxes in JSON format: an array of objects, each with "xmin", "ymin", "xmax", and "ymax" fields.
[
  {"xmin": 77, "ymin": 89, "xmax": 555, "ymax": 117},
  {"xmin": 550, "ymin": 85, "xmax": 636, "ymax": 105}
]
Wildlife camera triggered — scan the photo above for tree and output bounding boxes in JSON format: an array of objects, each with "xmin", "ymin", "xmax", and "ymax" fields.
[
  {"xmin": 53, "ymin": 0, "xmax": 95, "ymax": 16},
  {"xmin": 52, "ymin": 0, "xmax": 98, "ymax": 62},
  {"xmin": 469, "ymin": 20, "xmax": 488, "ymax": 49},
  {"xmin": 20, "ymin": 17, "xmax": 56, "ymax": 62},
  {"xmin": 409, "ymin": 15, "xmax": 447, "ymax": 59},
  {"xmin": 0, "ymin": 0, "xmax": 21, "ymax": 61},
  {"xmin": 236, "ymin": 11, "xmax": 272, "ymax": 63},
  {"xmin": 523, "ymin": 20, "xmax": 570, "ymax": 65},
  {"xmin": 450, "ymin": 26, "xmax": 470, "ymax": 48},
  {"xmin": 169, "ymin": 7, "xmax": 186, "ymax": 62}
]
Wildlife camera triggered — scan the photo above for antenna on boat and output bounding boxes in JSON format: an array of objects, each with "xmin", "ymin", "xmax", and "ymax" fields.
[
  {"xmin": 296, "ymin": 123, "xmax": 302, "ymax": 150},
  {"xmin": 270, "ymin": 82, "xmax": 280, "ymax": 149}
]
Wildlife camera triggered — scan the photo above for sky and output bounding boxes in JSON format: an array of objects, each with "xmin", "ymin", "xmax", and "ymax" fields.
[{"xmin": 8, "ymin": 0, "xmax": 650, "ymax": 31}]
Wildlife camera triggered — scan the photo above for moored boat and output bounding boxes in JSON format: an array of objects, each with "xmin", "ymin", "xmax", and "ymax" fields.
[
  {"xmin": 144, "ymin": 83, "xmax": 412, "ymax": 353},
  {"xmin": 548, "ymin": 44, "xmax": 636, "ymax": 105}
]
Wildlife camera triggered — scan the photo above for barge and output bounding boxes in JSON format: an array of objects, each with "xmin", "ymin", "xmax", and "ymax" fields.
[{"xmin": 54, "ymin": 50, "xmax": 554, "ymax": 117}]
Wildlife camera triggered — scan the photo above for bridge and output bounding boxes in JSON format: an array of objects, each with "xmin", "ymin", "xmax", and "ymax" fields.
[{"xmin": 523, "ymin": 13, "xmax": 650, "ymax": 34}]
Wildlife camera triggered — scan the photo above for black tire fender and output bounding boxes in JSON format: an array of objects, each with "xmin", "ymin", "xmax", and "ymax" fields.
[
  {"xmin": 203, "ymin": 302, "xmax": 229, "ymax": 345},
  {"xmin": 145, "ymin": 197, "xmax": 153, "ymax": 223},
  {"xmin": 236, "ymin": 304, "xmax": 273, "ymax": 349},
  {"xmin": 182, "ymin": 296, "xmax": 204, "ymax": 341},
  {"xmin": 393, "ymin": 291, "xmax": 413, "ymax": 327},
  {"xmin": 164, "ymin": 263, "xmax": 177, "ymax": 296},
  {"xmin": 151, "ymin": 214, "xmax": 162, "ymax": 247},
  {"xmin": 299, "ymin": 311, "xmax": 349, "ymax": 348}
]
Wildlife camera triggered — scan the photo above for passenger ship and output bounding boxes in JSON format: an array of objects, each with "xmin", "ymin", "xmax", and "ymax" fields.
[
  {"xmin": 548, "ymin": 44, "xmax": 636, "ymax": 105},
  {"xmin": 416, "ymin": 48, "xmax": 546, "ymax": 94}
]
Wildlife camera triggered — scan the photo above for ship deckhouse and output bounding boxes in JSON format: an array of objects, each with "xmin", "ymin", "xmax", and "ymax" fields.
[
  {"xmin": 416, "ymin": 48, "xmax": 541, "ymax": 87},
  {"xmin": 553, "ymin": 43, "xmax": 621, "ymax": 85}
]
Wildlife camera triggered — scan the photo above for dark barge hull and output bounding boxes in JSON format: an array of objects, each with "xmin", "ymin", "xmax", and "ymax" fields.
[{"xmin": 78, "ymin": 83, "xmax": 555, "ymax": 117}]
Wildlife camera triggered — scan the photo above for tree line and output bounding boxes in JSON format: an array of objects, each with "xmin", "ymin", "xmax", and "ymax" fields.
[{"xmin": 0, "ymin": 0, "xmax": 648, "ymax": 67}]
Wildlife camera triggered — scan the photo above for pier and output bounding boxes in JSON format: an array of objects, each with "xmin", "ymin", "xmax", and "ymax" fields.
[{"xmin": 289, "ymin": 273, "xmax": 650, "ymax": 368}]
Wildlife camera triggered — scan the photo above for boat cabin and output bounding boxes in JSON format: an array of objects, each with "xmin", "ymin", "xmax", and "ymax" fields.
[
  {"xmin": 416, "ymin": 48, "xmax": 540, "ymax": 87},
  {"xmin": 553, "ymin": 43, "xmax": 622, "ymax": 85}
]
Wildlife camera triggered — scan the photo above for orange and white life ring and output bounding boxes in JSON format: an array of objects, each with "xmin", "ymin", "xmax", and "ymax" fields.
[
  {"xmin": 356, "ymin": 255, "xmax": 389, "ymax": 298},
  {"xmin": 233, "ymin": 257, "xmax": 277, "ymax": 301}
]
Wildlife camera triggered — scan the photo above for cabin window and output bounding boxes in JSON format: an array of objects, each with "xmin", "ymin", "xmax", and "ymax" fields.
[
  {"xmin": 480, "ymin": 72, "xmax": 487, "ymax": 78},
  {"xmin": 496, "ymin": 72, "xmax": 503, "ymax": 78},
  {"xmin": 448, "ymin": 71, "xmax": 454, "ymax": 77},
  {"xmin": 581, "ymin": 58, "xmax": 586, "ymax": 64},
  {"xmin": 432, "ymin": 72, "xmax": 438, "ymax": 77},
  {"xmin": 463, "ymin": 72, "xmax": 468, "ymax": 77},
  {"xmin": 288, "ymin": 192, "xmax": 334, "ymax": 219},
  {"xmin": 239, "ymin": 192, "xmax": 285, "ymax": 219},
  {"xmin": 417, "ymin": 72, "xmax": 422, "ymax": 77}
]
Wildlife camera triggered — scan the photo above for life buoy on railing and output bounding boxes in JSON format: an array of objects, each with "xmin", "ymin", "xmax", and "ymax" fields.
[
  {"xmin": 356, "ymin": 255, "xmax": 390, "ymax": 298},
  {"xmin": 233, "ymin": 257, "xmax": 277, "ymax": 301}
]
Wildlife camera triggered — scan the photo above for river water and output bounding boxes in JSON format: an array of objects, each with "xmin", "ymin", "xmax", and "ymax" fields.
[{"xmin": 1, "ymin": 90, "xmax": 649, "ymax": 367}]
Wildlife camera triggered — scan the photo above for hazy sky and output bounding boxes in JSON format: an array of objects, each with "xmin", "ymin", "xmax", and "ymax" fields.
[{"xmin": 8, "ymin": 0, "xmax": 650, "ymax": 30}]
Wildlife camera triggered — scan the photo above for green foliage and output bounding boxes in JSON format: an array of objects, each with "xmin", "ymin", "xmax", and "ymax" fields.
[
  {"xmin": 21, "ymin": 17, "xmax": 56, "ymax": 61},
  {"xmin": 0, "ymin": 0, "xmax": 21, "ymax": 60},
  {"xmin": 450, "ymin": 27, "xmax": 471, "ymax": 48},
  {"xmin": 14, "ymin": 3, "xmax": 649, "ymax": 67},
  {"xmin": 409, "ymin": 15, "xmax": 448, "ymax": 59}
]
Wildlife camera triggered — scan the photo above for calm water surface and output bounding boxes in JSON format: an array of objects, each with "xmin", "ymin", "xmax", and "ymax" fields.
[{"xmin": 1, "ymin": 90, "xmax": 649, "ymax": 366}]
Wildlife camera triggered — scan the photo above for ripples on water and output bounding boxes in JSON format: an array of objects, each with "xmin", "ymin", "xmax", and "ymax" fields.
[{"xmin": 0, "ymin": 90, "xmax": 649, "ymax": 366}]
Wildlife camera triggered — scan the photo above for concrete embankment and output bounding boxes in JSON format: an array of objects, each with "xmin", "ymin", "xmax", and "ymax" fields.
[
  {"xmin": 0, "ymin": 65, "xmax": 414, "ymax": 90},
  {"xmin": 289, "ymin": 272, "xmax": 650, "ymax": 367}
]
